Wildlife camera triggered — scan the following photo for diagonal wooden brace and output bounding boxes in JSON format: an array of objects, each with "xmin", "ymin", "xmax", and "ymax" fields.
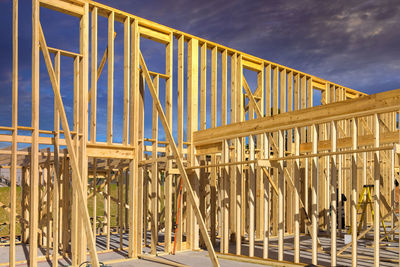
[
  {"xmin": 243, "ymin": 75, "xmax": 262, "ymax": 117},
  {"xmin": 139, "ymin": 51, "xmax": 220, "ymax": 267},
  {"xmin": 88, "ymin": 31, "xmax": 116, "ymax": 103},
  {"xmin": 38, "ymin": 23, "xmax": 99, "ymax": 267}
]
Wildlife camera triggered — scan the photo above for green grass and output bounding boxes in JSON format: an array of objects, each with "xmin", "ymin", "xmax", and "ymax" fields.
[
  {"xmin": 0, "ymin": 183, "xmax": 125, "ymax": 236},
  {"xmin": 0, "ymin": 186, "xmax": 22, "ymax": 236},
  {"xmin": 87, "ymin": 183, "xmax": 126, "ymax": 228}
]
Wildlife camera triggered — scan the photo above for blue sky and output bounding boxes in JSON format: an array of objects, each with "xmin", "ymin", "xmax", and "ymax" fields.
[{"xmin": 0, "ymin": 0, "xmax": 399, "ymax": 145}]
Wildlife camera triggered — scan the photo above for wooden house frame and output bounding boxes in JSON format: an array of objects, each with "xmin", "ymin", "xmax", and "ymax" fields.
[{"xmin": 1, "ymin": 0, "xmax": 399, "ymax": 266}]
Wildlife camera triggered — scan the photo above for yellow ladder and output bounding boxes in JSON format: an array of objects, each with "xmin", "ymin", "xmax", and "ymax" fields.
[{"xmin": 349, "ymin": 185, "xmax": 389, "ymax": 240}]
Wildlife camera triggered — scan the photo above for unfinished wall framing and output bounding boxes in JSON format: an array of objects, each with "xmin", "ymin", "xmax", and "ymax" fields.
[{"xmin": 1, "ymin": 0, "xmax": 399, "ymax": 267}]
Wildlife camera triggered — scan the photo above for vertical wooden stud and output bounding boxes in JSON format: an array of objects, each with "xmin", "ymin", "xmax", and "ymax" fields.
[
  {"xmin": 351, "ymin": 118, "xmax": 358, "ymax": 267},
  {"xmin": 107, "ymin": 11, "xmax": 114, "ymax": 144},
  {"xmin": 30, "ymin": 0, "xmax": 40, "ymax": 265},
  {"xmin": 373, "ymin": 113, "xmax": 380, "ymax": 267},
  {"xmin": 311, "ymin": 124, "xmax": 318, "ymax": 265},
  {"xmin": 331, "ymin": 120, "xmax": 337, "ymax": 266},
  {"xmin": 10, "ymin": 0, "xmax": 18, "ymax": 265},
  {"xmin": 90, "ymin": 7, "xmax": 97, "ymax": 143}
]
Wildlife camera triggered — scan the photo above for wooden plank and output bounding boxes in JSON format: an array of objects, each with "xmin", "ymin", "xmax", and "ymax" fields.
[
  {"xmin": 231, "ymin": 54, "xmax": 237, "ymax": 124},
  {"xmin": 311, "ymin": 124, "xmax": 318, "ymax": 265},
  {"xmin": 71, "ymin": 59, "xmax": 78, "ymax": 264},
  {"xmin": 47, "ymin": 46, "xmax": 82, "ymax": 58},
  {"xmin": 62, "ymin": 150, "xmax": 69, "ymax": 254},
  {"xmin": 248, "ymin": 74, "xmax": 256, "ymax": 246},
  {"xmin": 278, "ymin": 130, "xmax": 284, "ymax": 261},
  {"xmin": 176, "ymin": 35, "xmax": 184, "ymax": 251},
  {"xmin": 330, "ymin": 121, "xmax": 337, "ymax": 266},
  {"xmin": 187, "ymin": 38, "xmax": 199, "ymax": 250},
  {"xmin": 200, "ymin": 43, "xmax": 207, "ymax": 130},
  {"xmin": 39, "ymin": 0, "xmax": 84, "ymax": 17},
  {"xmin": 351, "ymin": 118, "xmax": 357, "ymax": 267},
  {"xmin": 138, "ymin": 67, "xmax": 145, "ymax": 253},
  {"xmin": 22, "ymin": 167, "xmax": 29, "ymax": 243},
  {"xmin": 257, "ymin": 68, "xmax": 265, "ymax": 240},
  {"xmin": 139, "ymin": 25, "xmax": 170, "ymax": 44},
  {"xmin": 45, "ymin": 149, "xmax": 51, "ymax": 258},
  {"xmin": 211, "ymin": 45, "xmax": 217, "ymax": 249},
  {"xmin": 312, "ymin": 80, "xmax": 326, "ymax": 91},
  {"xmin": 78, "ymin": 4, "xmax": 89, "ymax": 261},
  {"xmin": 106, "ymin": 161, "xmax": 111, "ymax": 249},
  {"xmin": 107, "ymin": 11, "xmax": 114, "ymax": 144},
  {"xmin": 88, "ymin": 32, "xmax": 116, "ymax": 103},
  {"xmin": 230, "ymin": 54, "xmax": 237, "ymax": 244},
  {"xmin": 90, "ymin": 7, "xmax": 97, "ymax": 143},
  {"xmin": 92, "ymin": 158, "xmax": 97, "ymax": 238},
  {"xmin": 294, "ymin": 74, "xmax": 299, "ymax": 111},
  {"xmin": 151, "ymin": 75, "xmax": 159, "ymax": 255},
  {"xmin": 255, "ymin": 67, "xmax": 264, "ymax": 240},
  {"xmin": 294, "ymin": 127, "xmax": 300, "ymax": 263},
  {"xmin": 237, "ymin": 55, "xmax": 243, "ymax": 122},
  {"xmin": 193, "ymin": 89, "xmax": 400, "ymax": 146},
  {"xmin": 10, "ymin": 1, "xmax": 18, "ymax": 265},
  {"xmin": 280, "ymin": 69, "xmax": 286, "ymax": 113},
  {"xmin": 164, "ymin": 32, "xmax": 173, "ymax": 254},
  {"xmin": 249, "ymin": 133, "xmax": 256, "ymax": 257},
  {"xmin": 299, "ymin": 131, "xmax": 399, "ymax": 153},
  {"xmin": 128, "ymin": 18, "xmax": 140, "ymax": 258},
  {"xmin": 243, "ymin": 76, "xmax": 262, "ymax": 118},
  {"xmin": 273, "ymin": 67, "xmax": 278, "ymax": 115},
  {"xmin": 211, "ymin": 46, "xmax": 217, "ymax": 128},
  {"xmin": 52, "ymin": 51, "xmax": 61, "ymax": 267},
  {"xmin": 38, "ymin": 23, "xmax": 100, "ymax": 267},
  {"xmin": 374, "ymin": 113, "xmax": 380, "ymax": 267},
  {"xmin": 307, "ymin": 78, "xmax": 313, "ymax": 144},
  {"xmin": 242, "ymin": 57, "xmax": 263, "ymax": 72},
  {"xmin": 236, "ymin": 55, "xmax": 244, "ymax": 251},
  {"xmin": 86, "ymin": 146, "xmax": 135, "ymax": 159},
  {"xmin": 265, "ymin": 65, "xmax": 271, "ymax": 117},
  {"xmin": 221, "ymin": 50, "xmax": 227, "ymax": 126},
  {"xmin": 398, "ymin": 110, "xmax": 400, "ymax": 266},
  {"xmin": 287, "ymin": 71, "xmax": 293, "ymax": 235},
  {"xmin": 139, "ymin": 51, "xmax": 220, "ymax": 267},
  {"xmin": 30, "ymin": 1, "xmax": 40, "ymax": 265},
  {"xmin": 118, "ymin": 170, "xmax": 124, "ymax": 249},
  {"xmin": 263, "ymin": 133, "xmax": 270, "ymax": 259},
  {"xmin": 300, "ymin": 76, "xmax": 306, "ymax": 142},
  {"xmin": 177, "ymin": 35, "xmax": 184, "ymax": 157},
  {"xmin": 221, "ymin": 139, "xmax": 229, "ymax": 253},
  {"xmin": 123, "ymin": 17, "xmax": 130, "ymax": 145}
]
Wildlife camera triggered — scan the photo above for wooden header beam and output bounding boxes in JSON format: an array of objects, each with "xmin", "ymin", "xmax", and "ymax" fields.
[{"xmin": 40, "ymin": 0, "xmax": 84, "ymax": 17}]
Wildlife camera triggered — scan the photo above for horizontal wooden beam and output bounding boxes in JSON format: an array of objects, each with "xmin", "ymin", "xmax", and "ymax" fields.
[
  {"xmin": 86, "ymin": 145, "xmax": 134, "ymax": 159},
  {"xmin": 242, "ymin": 57, "xmax": 263, "ymax": 72},
  {"xmin": 300, "ymin": 131, "xmax": 399, "ymax": 153},
  {"xmin": 139, "ymin": 25, "xmax": 170, "ymax": 44},
  {"xmin": 40, "ymin": 0, "xmax": 84, "ymax": 17},
  {"xmin": 47, "ymin": 46, "xmax": 82, "ymax": 58},
  {"xmin": 194, "ymin": 89, "xmax": 400, "ymax": 146}
]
